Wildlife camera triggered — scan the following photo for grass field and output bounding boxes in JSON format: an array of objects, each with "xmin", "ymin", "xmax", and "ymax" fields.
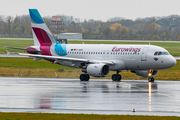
[
  {"xmin": 0, "ymin": 113, "xmax": 179, "ymax": 120},
  {"xmin": 0, "ymin": 58, "xmax": 179, "ymax": 80},
  {"xmin": 0, "ymin": 39, "xmax": 180, "ymax": 56}
]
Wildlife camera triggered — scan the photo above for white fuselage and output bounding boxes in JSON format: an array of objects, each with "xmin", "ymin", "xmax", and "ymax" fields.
[{"xmin": 50, "ymin": 44, "xmax": 176, "ymax": 71}]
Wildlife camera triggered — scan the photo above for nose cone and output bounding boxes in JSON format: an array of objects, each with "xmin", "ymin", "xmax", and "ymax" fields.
[{"xmin": 168, "ymin": 56, "xmax": 177, "ymax": 68}]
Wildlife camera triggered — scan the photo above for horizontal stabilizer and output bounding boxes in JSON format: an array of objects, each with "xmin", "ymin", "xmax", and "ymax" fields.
[{"xmin": 5, "ymin": 47, "xmax": 42, "ymax": 53}]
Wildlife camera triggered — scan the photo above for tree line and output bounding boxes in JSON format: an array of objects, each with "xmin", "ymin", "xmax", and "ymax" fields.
[{"xmin": 1, "ymin": 14, "xmax": 180, "ymax": 40}]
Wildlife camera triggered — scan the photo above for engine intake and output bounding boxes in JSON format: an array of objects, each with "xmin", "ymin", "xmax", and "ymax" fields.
[{"xmin": 85, "ymin": 64, "xmax": 110, "ymax": 77}]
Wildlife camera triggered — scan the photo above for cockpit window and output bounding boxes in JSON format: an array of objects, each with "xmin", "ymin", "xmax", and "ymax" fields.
[
  {"xmin": 154, "ymin": 51, "xmax": 169, "ymax": 55},
  {"xmin": 158, "ymin": 52, "xmax": 162, "ymax": 55},
  {"xmin": 154, "ymin": 52, "xmax": 158, "ymax": 55},
  {"xmin": 162, "ymin": 52, "xmax": 169, "ymax": 55}
]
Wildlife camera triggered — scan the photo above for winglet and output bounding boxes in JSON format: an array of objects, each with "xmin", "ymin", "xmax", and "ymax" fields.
[{"xmin": 6, "ymin": 50, "xmax": 10, "ymax": 56}]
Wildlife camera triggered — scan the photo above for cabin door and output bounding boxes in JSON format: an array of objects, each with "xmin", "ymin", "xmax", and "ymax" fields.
[{"xmin": 141, "ymin": 47, "xmax": 149, "ymax": 61}]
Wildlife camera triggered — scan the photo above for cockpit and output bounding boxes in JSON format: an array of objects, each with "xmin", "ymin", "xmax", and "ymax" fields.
[{"xmin": 154, "ymin": 51, "xmax": 169, "ymax": 55}]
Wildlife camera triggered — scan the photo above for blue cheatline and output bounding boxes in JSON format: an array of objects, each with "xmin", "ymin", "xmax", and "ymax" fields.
[
  {"xmin": 54, "ymin": 42, "xmax": 67, "ymax": 56},
  {"xmin": 29, "ymin": 9, "xmax": 44, "ymax": 24}
]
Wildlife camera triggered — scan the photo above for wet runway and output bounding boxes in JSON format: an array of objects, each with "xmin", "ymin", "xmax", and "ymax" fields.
[{"xmin": 0, "ymin": 77, "xmax": 180, "ymax": 116}]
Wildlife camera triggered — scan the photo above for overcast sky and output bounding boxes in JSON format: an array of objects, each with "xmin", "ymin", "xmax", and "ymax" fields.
[{"xmin": 1, "ymin": 0, "xmax": 180, "ymax": 21}]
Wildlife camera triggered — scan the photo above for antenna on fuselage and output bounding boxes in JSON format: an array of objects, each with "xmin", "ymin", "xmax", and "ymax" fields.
[
  {"xmin": 149, "ymin": 42, "xmax": 151, "ymax": 45},
  {"xmin": 82, "ymin": 42, "xmax": 84, "ymax": 44}
]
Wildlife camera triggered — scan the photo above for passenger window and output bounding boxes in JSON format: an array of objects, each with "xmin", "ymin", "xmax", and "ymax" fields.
[{"xmin": 154, "ymin": 52, "xmax": 158, "ymax": 55}]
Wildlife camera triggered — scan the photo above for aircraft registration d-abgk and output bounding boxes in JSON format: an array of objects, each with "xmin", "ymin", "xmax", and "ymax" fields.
[{"xmin": 7, "ymin": 9, "xmax": 177, "ymax": 82}]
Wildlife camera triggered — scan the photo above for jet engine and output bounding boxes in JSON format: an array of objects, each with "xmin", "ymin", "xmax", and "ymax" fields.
[
  {"xmin": 131, "ymin": 70, "xmax": 158, "ymax": 78},
  {"xmin": 83, "ymin": 64, "xmax": 110, "ymax": 77}
]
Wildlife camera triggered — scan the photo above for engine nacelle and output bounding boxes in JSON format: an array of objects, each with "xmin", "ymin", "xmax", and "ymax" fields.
[
  {"xmin": 131, "ymin": 70, "xmax": 158, "ymax": 78},
  {"xmin": 85, "ymin": 64, "xmax": 110, "ymax": 77}
]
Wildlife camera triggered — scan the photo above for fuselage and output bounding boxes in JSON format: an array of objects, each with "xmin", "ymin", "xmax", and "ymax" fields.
[
  {"xmin": 30, "ymin": 43, "xmax": 176, "ymax": 71},
  {"xmin": 24, "ymin": 9, "xmax": 177, "ymax": 82}
]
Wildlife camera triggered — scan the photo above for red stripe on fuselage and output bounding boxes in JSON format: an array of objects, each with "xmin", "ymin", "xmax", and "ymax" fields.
[{"xmin": 32, "ymin": 27, "xmax": 52, "ymax": 56}]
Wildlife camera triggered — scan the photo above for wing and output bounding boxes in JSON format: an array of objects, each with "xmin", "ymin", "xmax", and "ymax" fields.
[{"xmin": 17, "ymin": 53, "xmax": 114, "ymax": 65}]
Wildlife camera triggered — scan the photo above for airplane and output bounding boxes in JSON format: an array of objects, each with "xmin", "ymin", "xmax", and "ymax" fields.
[{"xmin": 6, "ymin": 9, "xmax": 177, "ymax": 82}]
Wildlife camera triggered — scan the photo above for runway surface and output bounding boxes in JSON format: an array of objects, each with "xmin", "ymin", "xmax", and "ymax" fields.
[{"xmin": 0, "ymin": 77, "xmax": 180, "ymax": 116}]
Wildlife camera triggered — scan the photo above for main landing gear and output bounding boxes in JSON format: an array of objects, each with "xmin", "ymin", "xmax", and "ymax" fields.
[
  {"xmin": 80, "ymin": 74, "xmax": 90, "ymax": 81},
  {"xmin": 112, "ymin": 71, "xmax": 121, "ymax": 81},
  {"xmin": 148, "ymin": 77, "xmax": 154, "ymax": 82}
]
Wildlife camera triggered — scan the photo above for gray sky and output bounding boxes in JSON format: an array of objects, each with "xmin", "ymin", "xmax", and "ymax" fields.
[{"xmin": 1, "ymin": 0, "xmax": 180, "ymax": 21}]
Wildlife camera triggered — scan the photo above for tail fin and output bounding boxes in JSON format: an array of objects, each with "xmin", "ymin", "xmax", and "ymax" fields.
[{"xmin": 29, "ymin": 9, "xmax": 57, "ymax": 46}]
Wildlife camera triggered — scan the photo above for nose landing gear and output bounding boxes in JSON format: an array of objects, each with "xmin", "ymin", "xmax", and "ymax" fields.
[
  {"xmin": 148, "ymin": 70, "xmax": 155, "ymax": 82},
  {"xmin": 148, "ymin": 77, "xmax": 154, "ymax": 82}
]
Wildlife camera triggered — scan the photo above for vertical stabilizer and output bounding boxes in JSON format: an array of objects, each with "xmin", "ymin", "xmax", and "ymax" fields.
[{"xmin": 29, "ymin": 9, "xmax": 57, "ymax": 46}]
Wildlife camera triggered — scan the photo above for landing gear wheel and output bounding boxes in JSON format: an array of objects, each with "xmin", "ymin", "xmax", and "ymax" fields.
[
  {"xmin": 117, "ymin": 74, "xmax": 121, "ymax": 81},
  {"xmin": 112, "ymin": 74, "xmax": 117, "ymax": 81},
  {"xmin": 80, "ymin": 74, "xmax": 85, "ymax": 81},
  {"xmin": 148, "ymin": 77, "xmax": 154, "ymax": 82},
  {"xmin": 112, "ymin": 74, "xmax": 121, "ymax": 81},
  {"xmin": 84, "ymin": 74, "xmax": 90, "ymax": 81},
  {"xmin": 80, "ymin": 74, "xmax": 90, "ymax": 81}
]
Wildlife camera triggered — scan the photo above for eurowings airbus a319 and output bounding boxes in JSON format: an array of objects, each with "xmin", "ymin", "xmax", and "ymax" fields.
[{"xmin": 7, "ymin": 9, "xmax": 177, "ymax": 82}]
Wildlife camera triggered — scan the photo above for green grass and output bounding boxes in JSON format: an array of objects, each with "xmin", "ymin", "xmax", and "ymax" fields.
[
  {"xmin": 0, "ymin": 113, "xmax": 179, "ymax": 120},
  {"xmin": 0, "ymin": 39, "xmax": 33, "ymax": 53},
  {"xmin": 0, "ymin": 57, "xmax": 73, "ymax": 69},
  {"xmin": 0, "ymin": 58, "xmax": 179, "ymax": 80},
  {"xmin": 1, "ymin": 39, "xmax": 180, "ymax": 56}
]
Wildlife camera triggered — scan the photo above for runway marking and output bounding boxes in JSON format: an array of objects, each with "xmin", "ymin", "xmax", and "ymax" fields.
[{"xmin": 121, "ymin": 82, "xmax": 179, "ymax": 99}]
